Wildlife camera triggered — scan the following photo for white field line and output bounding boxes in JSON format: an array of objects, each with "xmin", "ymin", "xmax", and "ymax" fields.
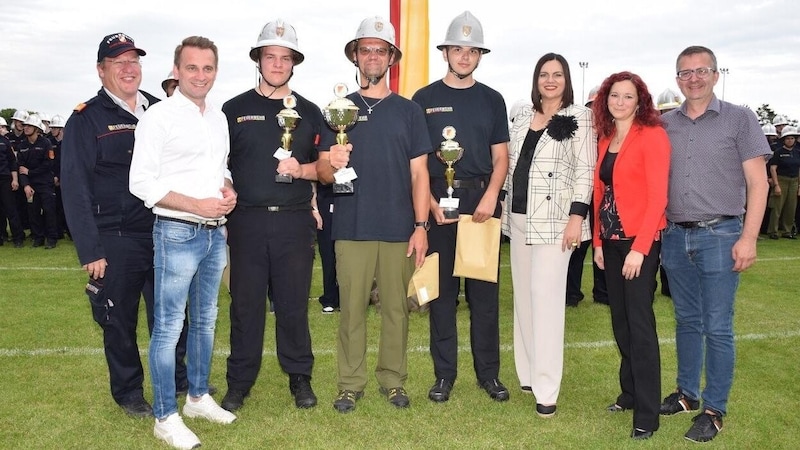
[
  {"xmin": 2, "ymin": 329, "xmax": 799, "ymax": 358},
  {"xmin": 2, "ymin": 255, "xmax": 800, "ymax": 272}
]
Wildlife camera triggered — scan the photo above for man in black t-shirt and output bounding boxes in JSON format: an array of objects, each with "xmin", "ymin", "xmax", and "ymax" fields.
[{"xmin": 220, "ymin": 19, "xmax": 322, "ymax": 413}]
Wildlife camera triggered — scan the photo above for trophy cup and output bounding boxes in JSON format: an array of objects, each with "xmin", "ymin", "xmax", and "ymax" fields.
[
  {"xmin": 322, "ymin": 83, "xmax": 360, "ymax": 194},
  {"xmin": 274, "ymin": 95, "xmax": 301, "ymax": 183},
  {"xmin": 437, "ymin": 126, "xmax": 464, "ymax": 220}
]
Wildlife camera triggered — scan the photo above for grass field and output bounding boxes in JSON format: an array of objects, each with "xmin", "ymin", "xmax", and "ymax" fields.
[{"xmin": 0, "ymin": 236, "xmax": 798, "ymax": 449}]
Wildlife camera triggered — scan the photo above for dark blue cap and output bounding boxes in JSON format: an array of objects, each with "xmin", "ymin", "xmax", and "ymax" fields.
[{"xmin": 97, "ymin": 32, "xmax": 146, "ymax": 62}]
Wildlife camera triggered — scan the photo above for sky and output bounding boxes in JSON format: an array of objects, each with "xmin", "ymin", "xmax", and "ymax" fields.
[{"xmin": 2, "ymin": 0, "xmax": 799, "ymax": 124}]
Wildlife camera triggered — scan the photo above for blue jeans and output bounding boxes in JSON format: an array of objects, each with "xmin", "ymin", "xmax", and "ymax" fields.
[
  {"xmin": 149, "ymin": 218, "xmax": 227, "ymax": 419},
  {"xmin": 660, "ymin": 217, "xmax": 742, "ymax": 416}
]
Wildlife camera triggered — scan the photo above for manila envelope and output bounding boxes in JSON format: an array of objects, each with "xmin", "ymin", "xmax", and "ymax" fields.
[{"xmin": 453, "ymin": 215, "xmax": 500, "ymax": 283}]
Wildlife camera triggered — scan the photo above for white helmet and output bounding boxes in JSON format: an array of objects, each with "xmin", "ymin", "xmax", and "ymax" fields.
[
  {"xmin": 656, "ymin": 88, "xmax": 682, "ymax": 111},
  {"xmin": 0, "ymin": 117, "xmax": 7, "ymax": 127},
  {"xmin": 344, "ymin": 16, "xmax": 402, "ymax": 65},
  {"xmin": 509, "ymin": 98, "xmax": 531, "ymax": 123},
  {"xmin": 585, "ymin": 85, "xmax": 601, "ymax": 106},
  {"xmin": 50, "ymin": 114, "xmax": 67, "ymax": 128},
  {"xmin": 11, "ymin": 110, "xmax": 29, "ymax": 122},
  {"xmin": 779, "ymin": 125, "xmax": 799, "ymax": 140},
  {"xmin": 772, "ymin": 115, "xmax": 789, "ymax": 127},
  {"xmin": 38, "ymin": 112, "xmax": 51, "ymax": 123},
  {"xmin": 437, "ymin": 11, "xmax": 489, "ymax": 53},
  {"xmin": 762, "ymin": 123, "xmax": 778, "ymax": 137},
  {"xmin": 161, "ymin": 71, "xmax": 177, "ymax": 93},
  {"xmin": 23, "ymin": 114, "xmax": 44, "ymax": 132},
  {"xmin": 250, "ymin": 19, "xmax": 304, "ymax": 64}
]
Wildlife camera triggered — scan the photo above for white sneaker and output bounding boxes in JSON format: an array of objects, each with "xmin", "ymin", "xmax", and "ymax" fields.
[
  {"xmin": 183, "ymin": 393, "xmax": 237, "ymax": 424},
  {"xmin": 154, "ymin": 413, "xmax": 201, "ymax": 450},
  {"xmin": 322, "ymin": 306, "xmax": 335, "ymax": 314}
]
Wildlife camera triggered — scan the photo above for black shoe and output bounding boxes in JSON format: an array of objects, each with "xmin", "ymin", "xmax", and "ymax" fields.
[
  {"xmin": 428, "ymin": 378, "xmax": 453, "ymax": 403},
  {"xmin": 379, "ymin": 386, "xmax": 410, "ymax": 408},
  {"xmin": 13, "ymin": 241, "xmax": 23, "ymax": 248},
  {"xmin": 44, "ymin": 241, "xmax": 56, "ymax": 249},
  {"xmin": 478, "ymin": 379, "xmax": 509, "ymax": 402},
  {"xmin": 769, "ymin": 233, "xmax": 780, "ymax": 240},
  {"xmin": 221, "ymin": 388, "xmax": 249, "ymax": 412},
  {"xmin": 176, "ymin": 383, "xmax": 217, "ymax": 398},
  {"xmin": 32, "ymin": 240, "xmax": 44, "ymax": 248},
  {"xmin": 119, "ymin": 398, "xmax": 153, "ymax": 418},
  {"xmin": 520, "ymin": 385, "xmax": 532, "ymax": 394},
  {"xmin": 684, "ymin": 411, "xmax": 723, "ymax": 443},
  {"xmin": 333, "ymin": 389, "xmax": 363, "ymax": 413},
  {"xmin": 536, "ymin": 403, "xmax": 557, "ymax": 418},
  {"xmin": 660, "ymin": 390, "xmax": 699, "ymax": 415},
  {"xmin": 783, "ymin": 234, "xmax": 797, "ymax": 240},
  {"xmin": 607, "ymin": 403, "xmax": 630, "ymax": 412},
  {"xmin": 565, "ymin": 296, "xmax": 582, "ymax": 307},
  {"xmin": 289, "ymin": 374, "xmax": 318, "ymax": 409},
  {"xmin": 631, "ymin": 428, "xmax": 653, "ymax": 440}
]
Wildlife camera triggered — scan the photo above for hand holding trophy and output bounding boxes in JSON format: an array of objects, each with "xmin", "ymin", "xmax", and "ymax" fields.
[
  {"xmin": 437, "ymin": 126, "xmax": 464, "ymax": 220},
  {"xmin": 323, "ymin": 83, "xmax": 360, "ymax": 194},
  {"xmin": 274, "ymin": 95, "xmax": 301, "ymax": 183}
]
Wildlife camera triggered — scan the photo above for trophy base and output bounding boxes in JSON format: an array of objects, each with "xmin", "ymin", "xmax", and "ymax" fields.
[
  {"xmin": 333, "ymin": 181, "xmax": 354, "ymax": 194},
  {"xmin": 275, "ymin": 174, "xmax": 293, "ymax": 183},
  {"xmin": 443, "ymin": 208, "xmax": 459, "ymax": 220}
]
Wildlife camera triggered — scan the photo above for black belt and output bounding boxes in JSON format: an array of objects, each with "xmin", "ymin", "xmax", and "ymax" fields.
[
  {"xmin": 674, "ymin": 215, "xmax": 737, "ymax": 229},
  {"xmin": 241, "ymin": 204, "xmax": 311, "ymax": 212},
  {"xmin": 156, "ymin": 215, "xmax": 226, "ymax": 229},
  {"xmin": 439, "ymin": 177, "xmax": 488, "ymax": 189}
]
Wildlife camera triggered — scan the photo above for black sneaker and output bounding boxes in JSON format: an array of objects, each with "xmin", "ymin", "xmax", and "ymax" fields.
[
  {"xmin": 427, "ymin": 378, "xmax": 453, "ymax": 403},
  {"xmin": 379, "ymin": 386, "xmax": 410, "ymax": 408},
  {"xmin": 119, "ymin": 397, "xmax": 153, "ymax": 418},
  {"xmin": 660, "ymin": 391, "xmax": 699, "ymax": 415},
  {"xmin": 221, "ymin": 388, "xmax": 249, "ymax": 412},
  {"xmin": 333, "ymin": 389, "xmax": 363, "ymax": 413},
  {"xmin": 289, "ymin": 374, "xmax": 318, "ymax": 408},
  {"xmin": 478, "ymin": 379, "xmax": 509, "ymax": 402},
  {"xmin": 684, "ymin": 411, "xmax": 723, "ymax": 442}
]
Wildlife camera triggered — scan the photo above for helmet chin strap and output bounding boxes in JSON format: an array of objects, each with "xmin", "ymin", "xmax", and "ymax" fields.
[
  {"xmin": 257, "ymin": 64, "xmax": 293, "ymax": 97},
  {"xmin": 446, "ymin": 55, "xmax": 479, "ymax": 80},
  {"xmin": 355, "ymin": 64, "xmax": 387, "ymax": 90}
]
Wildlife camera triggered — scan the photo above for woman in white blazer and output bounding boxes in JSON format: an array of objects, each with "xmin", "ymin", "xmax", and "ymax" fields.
[{"xmin": 502, "ymin": 52, "xmax": 596, "ymax": 418}]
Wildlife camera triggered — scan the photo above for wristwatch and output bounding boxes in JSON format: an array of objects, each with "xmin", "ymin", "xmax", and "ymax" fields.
[{"xmin": 414, "ymin": 221, "xmax": 430, "ymax": 231}]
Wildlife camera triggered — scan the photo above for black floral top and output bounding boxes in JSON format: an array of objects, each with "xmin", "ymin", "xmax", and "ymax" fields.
[{"xmin": 598, "ymin": 150, "xmax": 627, "ymax": 240}]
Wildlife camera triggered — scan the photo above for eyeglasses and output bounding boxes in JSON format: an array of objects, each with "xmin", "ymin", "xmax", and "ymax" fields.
[
  {"xmin": 357, "ymin": 46, "xmax": 390, "ymax": 57},
  {"xmin": 108, "ymin": 59, "xmax": 142, "ymax": 69},
  {"xmin": 676, "ymin": 67, "xmax": 715, "ymax": 81}
]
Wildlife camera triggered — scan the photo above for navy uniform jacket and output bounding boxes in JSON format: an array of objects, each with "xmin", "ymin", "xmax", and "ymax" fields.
[
  {"xmin": 61, "ymin": 88, "xmax": 160, "ymax": 265},
  {"xmin": 16, "ymin": 135, "xmax": 55, "ymax": 191},
  {"xmin": 0, "ymin": 134, "xmax": 17, "ymax": 177}
]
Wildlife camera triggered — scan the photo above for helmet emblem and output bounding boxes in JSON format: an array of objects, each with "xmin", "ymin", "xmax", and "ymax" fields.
[
  {"xmin": 375, "ymin": 21, "xmax": 384, "ymax": 32},
  {"xmin": 276, "ymin": 25, "xmax": 285, "ymax": 37},
  {"xmin": 461, "ymin": 25, "xmax": 472, "ymax": 37}
]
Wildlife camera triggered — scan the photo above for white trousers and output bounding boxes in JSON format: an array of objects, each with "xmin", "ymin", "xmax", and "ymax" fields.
[{"xmin": 509, "ymin": 213, "xmax": 572, "ymax": 405}]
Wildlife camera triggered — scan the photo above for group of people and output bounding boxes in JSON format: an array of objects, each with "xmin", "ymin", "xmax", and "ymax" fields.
[
  {"xmin": 762, "ymin": 115, "xmax": 800, "ymax": 240},
  {"xmin": 0, "ymin": 109, "xmax": 70, "ymax": 248},
  {"xmin": 31, "ymin": 10, "xmax": 768, "ymax": 450}
]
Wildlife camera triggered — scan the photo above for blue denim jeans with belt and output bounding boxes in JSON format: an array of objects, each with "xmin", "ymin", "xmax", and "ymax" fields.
[
  {"xmin": 660, "ymin": 216, "xmax": 742, "ymax": 416},
  {"xmin": 149, "ymin": 218, "xmax": 227, "ymax": 419}
]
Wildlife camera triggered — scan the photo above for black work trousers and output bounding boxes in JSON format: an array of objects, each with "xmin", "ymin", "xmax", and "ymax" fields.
[
  {"xmin": 427, "ymin": 181, "xmax": 501, "ymax": 383},
  {"xmin": 226, "ymin": 207, "xmax": 316, "ymax": 393},
  {"xmin": 602, "ymin": 239, "xmax": 661, "ymax": 432}
]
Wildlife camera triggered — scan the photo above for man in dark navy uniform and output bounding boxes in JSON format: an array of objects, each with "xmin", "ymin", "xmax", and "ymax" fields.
[
  {"xmin": 0, "ymin": 129, "xmax": 24, "ymax": 247},
  {"xmin": 17, "ymin": 114, "xmax": 58, "ymax": 249},
  {"xmin": 61, "ymin": 33, "xmax": 161, "ymax": 418},
  {"xmin": 220, "ymin": 19, "xmax": 321, "ymax": 412}
]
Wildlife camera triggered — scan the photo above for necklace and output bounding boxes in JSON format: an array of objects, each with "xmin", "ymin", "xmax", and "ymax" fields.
[{"xmin": 358, "ymin": 92, "xmax": 391, "ymax": 114}]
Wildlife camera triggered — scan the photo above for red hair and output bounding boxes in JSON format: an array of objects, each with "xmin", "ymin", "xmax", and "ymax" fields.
[{"xmin": 591, "ymin": 71, "xmax": 662, "ymax": 139}]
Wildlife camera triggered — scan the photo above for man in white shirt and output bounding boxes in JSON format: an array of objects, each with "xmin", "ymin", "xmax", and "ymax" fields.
[{"xmin": 129, "ymin": 36, "xmax": 237, "ymax": 450}]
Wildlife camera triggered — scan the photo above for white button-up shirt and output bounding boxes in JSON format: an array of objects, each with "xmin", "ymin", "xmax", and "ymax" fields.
[{"xmin": 129, "ymin": 87, "xmax": 231, "ymax": 220}]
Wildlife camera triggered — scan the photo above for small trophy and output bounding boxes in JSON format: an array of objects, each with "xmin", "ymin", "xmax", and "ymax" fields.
[
  {"xmin": 274, "ymin": 95, "xmax": 301, "ymax": 183},
  {"xmin": 437, "ymin": 126, "xmax": 464, "ymax": 220},
  {"xmin": 323, "ymin": 83, "xmax": 360, "ymax": 194}
]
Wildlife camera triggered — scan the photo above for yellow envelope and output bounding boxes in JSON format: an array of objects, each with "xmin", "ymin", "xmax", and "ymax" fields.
[
  {"xmin": 453, "ymin": 215, "xmax": 500, "ymax": 283},
  {"xmin": 407, "ymin": 252, "xmax": 440, "ymax": 311}
]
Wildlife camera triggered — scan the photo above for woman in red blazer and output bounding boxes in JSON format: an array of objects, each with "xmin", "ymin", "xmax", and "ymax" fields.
[{"xmin": 591, "ymin": 72, "xmax": 670, "ymax": 440}]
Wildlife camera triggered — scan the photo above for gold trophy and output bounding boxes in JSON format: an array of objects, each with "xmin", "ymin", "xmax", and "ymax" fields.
[
  {"xmin": 275, "ymin": 95, "xmax": 301, "ymax": 183},
  {"xmin": 437, "ymin": 126, "xmax": 464, "ymax": 220},
  {"xmin": 323, "ymin": 83, "xmax": 360, "ymax": 194}
]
